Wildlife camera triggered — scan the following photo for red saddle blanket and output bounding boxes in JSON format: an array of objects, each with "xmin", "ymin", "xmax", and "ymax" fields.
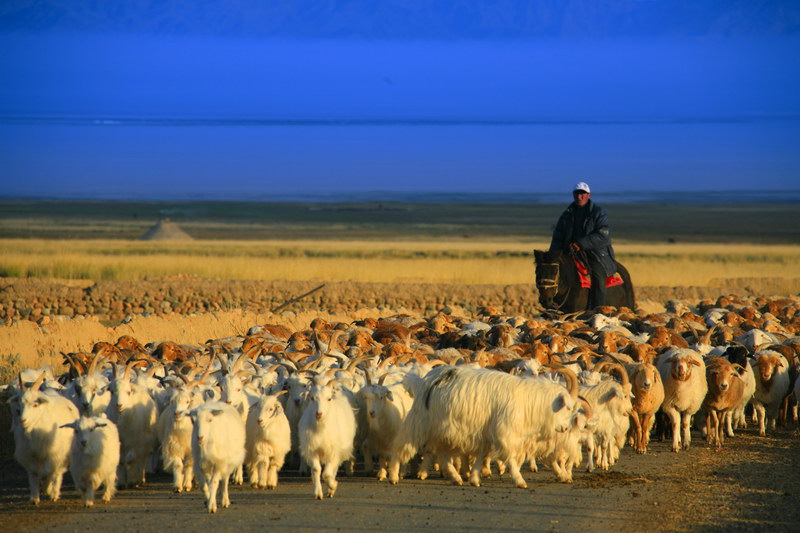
[{"xmin": 574, "ymin": 258, "xmax": 624, "ymax": 289}]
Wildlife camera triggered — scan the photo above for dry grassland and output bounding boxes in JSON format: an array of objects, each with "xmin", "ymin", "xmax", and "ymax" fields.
[{"xmin": 2, "ymin": 239, "xmax": 798, "ymax": 287}]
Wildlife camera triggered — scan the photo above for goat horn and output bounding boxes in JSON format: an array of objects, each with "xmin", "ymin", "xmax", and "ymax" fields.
[
  {"xmin": 361, "ymin": 366, "xmax": 373, "ymax": 387},
  {"xmin": 61, "ymin": 352, "xmax": 83, "ymax": 376},
  {"xmin": 31, "ymin": 371, "xmax": 46, "ymax": 392},
  {"xmin": 578, "ymin": 395, "xmax": 593, "ymax": 420},
  {"xmin": 549, "ymin": 366, "xmax": 578, "ymax": 399},
  {"xmin": 123, "ymin": 360, "xmax": 137, "ymax": 381},
  {"xmin": 88, "ymin": 352, "xmax": 103, "ymax": 375},
  {"xmin": 753, "ymin": 342, "xmax": 773, "ymax": 355},
  {"xmin": 145, "ymin": 361, "xmax": 163, "ymax": 378},
  {"xmin": 607, "ymin": 362, "xmax": 630, "ymax": 389}
]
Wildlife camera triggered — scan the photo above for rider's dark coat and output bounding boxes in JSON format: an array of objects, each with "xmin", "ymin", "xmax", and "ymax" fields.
[{"xmin": 549, "ymin": 199, "xmax": 617, "ymax": 276}]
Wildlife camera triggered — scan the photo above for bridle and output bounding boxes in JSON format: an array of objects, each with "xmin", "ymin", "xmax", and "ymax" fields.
[{"xmin": 536, "ymin": 259, "xmax": 571, "ymax": 311}]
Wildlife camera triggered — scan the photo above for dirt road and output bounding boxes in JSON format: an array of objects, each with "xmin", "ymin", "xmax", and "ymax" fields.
[{"xmin": 1, "ymin": 426, "xmax": 798, "ymax": 533}]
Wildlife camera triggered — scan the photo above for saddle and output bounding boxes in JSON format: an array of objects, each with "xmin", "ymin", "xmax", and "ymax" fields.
[{"xmin": 573, "ymin": 258, "xmax": 624, "ymax": 289}]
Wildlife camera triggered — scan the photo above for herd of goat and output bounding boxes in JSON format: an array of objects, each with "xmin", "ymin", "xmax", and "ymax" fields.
[{"xmin": 4, "ymin": 295, "xmax": 799, "ymax": 512}]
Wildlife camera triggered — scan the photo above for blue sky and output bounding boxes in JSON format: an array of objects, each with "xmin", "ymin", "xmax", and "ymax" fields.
[{"xmin": 1, "ymin": 1, "xmax": 799, "ymax": 198}]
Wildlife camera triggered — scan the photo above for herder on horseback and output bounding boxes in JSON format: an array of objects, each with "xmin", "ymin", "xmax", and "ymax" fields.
[{"xmin": 549, "ymin": 182, "xmax": 617, "ymax": 309}]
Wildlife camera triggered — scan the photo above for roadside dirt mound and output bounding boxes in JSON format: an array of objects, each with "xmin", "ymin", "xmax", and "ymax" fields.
[{"xmin": 139, "ymin": 218, "xmax": 193, "ymax": 240}]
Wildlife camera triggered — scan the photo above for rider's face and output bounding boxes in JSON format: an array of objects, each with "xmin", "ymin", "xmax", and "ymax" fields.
[{"xmin": 573, "ymin": 191, "xmax": 590, "ymax": 207}]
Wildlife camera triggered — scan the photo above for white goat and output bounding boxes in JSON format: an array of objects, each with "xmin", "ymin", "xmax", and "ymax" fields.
[
  {"xmin": 156, "ymin": 382, "xmax": 205, "ymax": 492},
  {"xmin": 580, "ymin": 363, "xmax": 633, "ymax": 470},
  {"xmin": 245, "ymin": 391, "xmax": 291, "ymax": 489},
  {"xmin": 109, "ymin": 362, "xmax": 158, "ymax": 487},
  {"xmin": 298, "ymin": 378, "xmax": 358, "ymax": 499},
  {"xmin": 357, "ymin": 377, "xmax": 414, "ymax": 480},
  {"xmin": 62, "ymin": 414, "xmax": 120, "ymax": 507},
  {"xmin": 389, "ymin": 366, "xmax": 579, "ymax": 489},
  {"xmin": 191, "ymin": 401, "xmax": 246, "ymax": 513},
  {"xmin": 13, "ymin": 372, "xmax": 79, "ymax": 503},
  {"xmin": 65, "ymin": 355, "xmax": 112, "ymax": 417}
]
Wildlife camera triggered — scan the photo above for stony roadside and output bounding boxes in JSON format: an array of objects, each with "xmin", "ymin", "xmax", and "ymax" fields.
[{"xmin": 0, "ymin": 278, "xmax": 785, "ymax": 325}]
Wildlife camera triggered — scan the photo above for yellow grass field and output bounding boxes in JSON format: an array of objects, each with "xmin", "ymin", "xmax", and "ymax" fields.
[{"xmin": 0, "ymin": 239, "xmax": 798, "ymax": 287}]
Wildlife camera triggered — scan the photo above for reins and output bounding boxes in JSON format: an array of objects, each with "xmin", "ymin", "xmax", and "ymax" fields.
[{"xmin": 536, "ymin": 254, "xmax": 575, "ymax": 311}]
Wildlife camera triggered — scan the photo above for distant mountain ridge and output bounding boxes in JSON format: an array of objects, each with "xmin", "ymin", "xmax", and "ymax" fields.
[{"xmin": 1, "ymin": 0, "xmax": 799, "ymax": 38}]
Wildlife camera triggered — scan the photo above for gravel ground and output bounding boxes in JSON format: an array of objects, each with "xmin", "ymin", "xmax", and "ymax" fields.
[{"xmin": 1, "ymin": 426, "xmax": 798, "ymax": 533}]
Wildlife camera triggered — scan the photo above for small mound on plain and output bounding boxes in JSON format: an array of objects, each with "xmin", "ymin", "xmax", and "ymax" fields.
[{"xmin": 139, "ymin": 218, "xmax": 193, "ymax": 241}]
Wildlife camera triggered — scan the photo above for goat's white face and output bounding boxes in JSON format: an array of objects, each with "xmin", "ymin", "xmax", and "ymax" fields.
[
  {"xmin": 308, "ymin": 384, "xmax": 336, "ymax": 422},
  {"xmin": 220, "ymin": 375, "xmax": 245, "ymax": 407},
  {"xmin": 256, "ymin": 396, "xmax": 283, "ymax": 428},
  {"xmin": 112, "ymin": 379, "xmax": 135, "ymax": 411},
  {"xmin": 74, "ymin": 374, "xmax": 110, "ymax": 414},
  {"xmin": 172, "ymin": 387, "xmax": 201, "ymax": 419},
  {"xmin": 193, "ymin": 408, "xmax": 223, "ymax": 445},
  {"xmin": 73, "ymin": 417, "xmax": 106, "ymax": 448},
  {"xmin": 254, "ymin": 372, "xmax": 280, "ymax": 395},
  {"xmin": 287, "ymin": 377, "xmax": 311, "ymax": 408},
  {"xmin": 19, "ymin": 390, "xmax": 48, "ymax": 430}
]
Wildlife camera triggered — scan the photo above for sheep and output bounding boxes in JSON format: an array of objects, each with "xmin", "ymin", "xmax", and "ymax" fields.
[
  {"xmin": 657, "ymin": 348, "xmax": 708, "ymax": 452},
  {"xmin": 298, "ymin": 377, "xmax": 358, "ymax": 499},
  {"xmin": 245, "ymin": 391, "xmax": 291, "ymax": 490},
  {"xmin": 721, "ymin": 345, "xmax": 756, "ymax": 436},
  {"xmin": 751, "ymin": 350, "xmax": 791, "ymax": 436},
  {"xmin": 13, "ymin": 372, "xmax": 79, "ymax": 503},
  {"xmin": 61, "ymin": 414, "xmax": 120, "ymax": 507},
  {"xmin": 627, "ymin": 361, "xmax": 665, "ymax": 454},
  {"xmin": 388, "ymin": 365, "xmax": 579, "ymax": 489},
  {"xmin": 357, "ymin": 376, "xmax": 414, "ymax": 480},
  {"xmin": 191, "ymin": 401, "xmax": 246, "ymax": 513},
  {"xmin": 702, "ymin": 357, "xmax": 745, "ymax": 448},
  {"xmin": 109, "ymin": 362, "xmax": 158, "ymax": 487}
]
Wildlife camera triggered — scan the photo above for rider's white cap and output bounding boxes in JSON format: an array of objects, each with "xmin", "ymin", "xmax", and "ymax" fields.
[{"xmin": 573, "ymin": 182, "xmax": 591, "ymax": 194}]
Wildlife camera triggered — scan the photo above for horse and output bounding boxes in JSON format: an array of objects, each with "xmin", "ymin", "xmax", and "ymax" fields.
[{"xmin": 533, "ymin": 249, "xmax": 635, "ymax": 314}]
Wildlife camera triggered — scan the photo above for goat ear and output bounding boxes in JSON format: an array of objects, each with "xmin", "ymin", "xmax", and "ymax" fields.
[
  {"xmin": 59, "ymin": 421, "xmax": 77, "ymax": 430},
  {"xmin": 385, "ymin": 390, "xmax": 394, "ymax": 402},
  {"xmin": 600, "ymin": 389, "xmax": 619, "ymax": 404},
  {"xmin": 203, "ymin": 389, "xmax": 218, "ymax": 401},
  {"xmin": 551, "ymin": 393, "xmax": 566, "ymax": 412},
  {"xmin": 211, "ymin": 409, "xmax": 224, "ymax": 417}
]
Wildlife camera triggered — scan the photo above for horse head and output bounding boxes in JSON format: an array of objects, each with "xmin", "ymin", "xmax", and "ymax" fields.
[{"xmin": 534, "ymin": 249, "xmax": 564, "ymax": 309}]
